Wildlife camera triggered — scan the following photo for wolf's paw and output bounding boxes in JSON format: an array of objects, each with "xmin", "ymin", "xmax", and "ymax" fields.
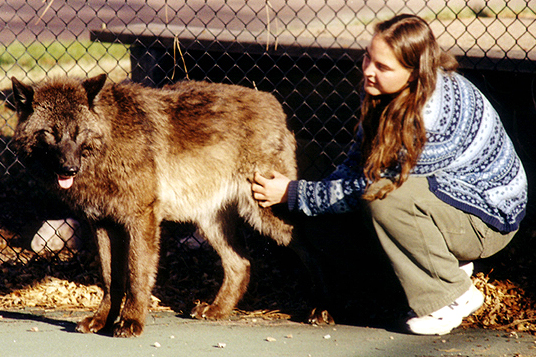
[
  {"xmin": 113, "ymin": 319, "xmax": 144, "ymax": 338},
  {"xmin": 190, "ymin": 302, "xmax": 229, "ymax": 320},
  {"xmin": 76, "ymin": 316, "xmax": 107, "ymax": 334},
  {"xmin": 308, "ymin": 308, "xmax": 335, "ymax": 325}
]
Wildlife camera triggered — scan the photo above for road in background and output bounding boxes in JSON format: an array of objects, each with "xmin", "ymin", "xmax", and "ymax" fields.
[
  {"xmin": 3, "ymin": 0, "xmax": 536, "ymax": 61},
  {"xmin": 8, "ymin": 0, "xmax": 534, "ymax": 42}
]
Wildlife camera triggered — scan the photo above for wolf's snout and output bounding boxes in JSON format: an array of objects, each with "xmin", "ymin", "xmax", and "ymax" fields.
[{"xmin": 56, "ymin": 139, "xmax": 81, "ymax": 182}]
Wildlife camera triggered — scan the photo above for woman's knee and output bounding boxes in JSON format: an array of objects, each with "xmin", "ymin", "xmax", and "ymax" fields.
[{"xmin": 364, "ymin": 177, "xmax": 424, "ymax": 222}]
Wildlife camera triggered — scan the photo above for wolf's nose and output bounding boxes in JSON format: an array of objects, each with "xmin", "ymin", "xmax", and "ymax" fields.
[{"xmin": 60, "ymin": 166, "xmax": 79, "ymax": 177}]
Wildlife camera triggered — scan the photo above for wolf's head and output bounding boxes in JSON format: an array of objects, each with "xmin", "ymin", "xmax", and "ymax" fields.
[{"xmin": 12, "ymin": 74, "xmax": 108, "ymax": 190}]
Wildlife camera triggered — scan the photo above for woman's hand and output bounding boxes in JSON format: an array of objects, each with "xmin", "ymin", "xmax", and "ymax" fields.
[{"xmin": 252, "ymin": 171, "xmax": 291, "ymax": 208}]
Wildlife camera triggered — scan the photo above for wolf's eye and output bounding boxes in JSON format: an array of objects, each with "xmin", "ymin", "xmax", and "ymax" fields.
[
  {"xmin": 80, "ymin": 145, "xmax": 92, "ymax": 157},
  {"xmin": 36, "ymin": 130, "xmax": 55, "ymax": 144}
]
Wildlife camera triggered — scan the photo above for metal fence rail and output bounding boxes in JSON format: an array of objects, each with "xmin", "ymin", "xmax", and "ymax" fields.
[{"xmin": 0, "ymin": 0, "xmax": 535, "ymax": 291}]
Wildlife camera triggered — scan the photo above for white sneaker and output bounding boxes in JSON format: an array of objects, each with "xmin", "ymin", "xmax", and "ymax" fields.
[
  {"xmin": 459, "ymin": 262, "xmax": 474, "ymax": 277},
  {"xmin": 406, "ymin": 285, "xmax": 484, "ymax": 335}
]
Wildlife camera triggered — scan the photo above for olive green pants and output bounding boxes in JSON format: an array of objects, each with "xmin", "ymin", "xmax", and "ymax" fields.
[{"xmin": 363, "ymin": 177, "xmax": 516, "ymax": 317}]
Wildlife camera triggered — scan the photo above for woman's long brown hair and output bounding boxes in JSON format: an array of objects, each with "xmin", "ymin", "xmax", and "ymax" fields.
[{"xmin": 360, "ymin": 14, "xmax": 458, "ymax": 201}]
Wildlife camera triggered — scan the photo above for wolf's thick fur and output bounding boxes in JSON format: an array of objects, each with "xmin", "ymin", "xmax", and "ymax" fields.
[{"xmin": 12, "ymin": 75, "xmax": 297, "ymax": 337}]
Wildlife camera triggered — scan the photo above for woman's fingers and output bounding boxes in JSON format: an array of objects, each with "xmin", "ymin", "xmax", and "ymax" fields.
[
  {"xmin": 252, "ymin": 173, "xmax": 266, "ymax": 195},
  {"xmin": 252, "ymin": 171, "xmax": 290, "ymax": 207}
]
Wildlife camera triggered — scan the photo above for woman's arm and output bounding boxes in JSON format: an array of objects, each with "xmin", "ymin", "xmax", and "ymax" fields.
[
  {"xmin": 252, "ymin": 129, "xmax": 367, "ymax": 215},
  {"xmin": 252, "ymin": 145, "xmax": 368, "ymax": 215},
  {"xmin": 292, "ymin": 168, "xmax": 368, "ymax": 216}
]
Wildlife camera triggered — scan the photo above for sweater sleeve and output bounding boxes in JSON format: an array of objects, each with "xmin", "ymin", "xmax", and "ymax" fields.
[{"xmin": 287, "ymin": 132, "xmax": 368, "ymax": 216}]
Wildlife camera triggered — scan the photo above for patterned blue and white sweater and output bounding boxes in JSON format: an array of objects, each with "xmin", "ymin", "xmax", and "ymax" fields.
[{"xmin": 287, "ymin": 71, "xmax": 527, "ymax": 232}]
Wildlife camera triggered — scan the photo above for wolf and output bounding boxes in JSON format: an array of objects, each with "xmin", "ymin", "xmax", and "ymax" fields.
[{"xmin": 11, "ymin": 74, "xmax": 297, "ymax": 337}]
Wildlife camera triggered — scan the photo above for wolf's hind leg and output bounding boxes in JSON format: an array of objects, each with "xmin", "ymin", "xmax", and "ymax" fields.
[{"xmin": 191, "ymin": 210, "xmax": 250, "ymax": 320}]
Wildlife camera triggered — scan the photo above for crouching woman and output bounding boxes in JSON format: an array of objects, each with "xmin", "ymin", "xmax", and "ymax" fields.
[{"xmin": 252, "ymin": 14, "xmax": 528, "ymax": 335}]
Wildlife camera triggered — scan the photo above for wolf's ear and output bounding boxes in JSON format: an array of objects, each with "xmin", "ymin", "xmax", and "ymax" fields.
[
  {"xmin": 11, "ymin": 77, "xmax": 34, "ymax": 112},
  {"xmin": 82, "ymin": 74, "xmax": 107, "ymax": 107}
]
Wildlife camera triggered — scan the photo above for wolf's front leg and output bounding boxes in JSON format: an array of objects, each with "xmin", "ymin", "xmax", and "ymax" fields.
[
  {"xmin": 77, "ymin": 222, "xmax": 128, "ymax": 334},
  {"xmin": 113, "ymin": 214, "xmax": 161, "ymax": 337}
]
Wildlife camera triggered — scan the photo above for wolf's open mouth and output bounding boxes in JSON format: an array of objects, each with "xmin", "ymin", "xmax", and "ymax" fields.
[{"xmin": 57, "ymin": 175, "xmax": 75, "ymax": 189}]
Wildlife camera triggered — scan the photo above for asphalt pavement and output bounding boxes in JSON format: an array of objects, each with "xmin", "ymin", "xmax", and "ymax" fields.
[{"xmin": 1, "ymin": 308, "xmax": 536, "ymax": 357}]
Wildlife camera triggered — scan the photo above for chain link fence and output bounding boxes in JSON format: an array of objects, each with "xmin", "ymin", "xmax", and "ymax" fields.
[{"xmin": 0, "ymin": 0, "xmax": 536, "ymax": 313}]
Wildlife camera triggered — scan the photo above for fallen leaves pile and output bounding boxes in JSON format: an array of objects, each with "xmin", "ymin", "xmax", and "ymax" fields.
[
  {"xmin": 0, "ymin": 276, "xmax": 170, "ymax": 312},
  {"xmin": 464, "ymin": 272, "xmax": 536, "ymax": 333},
  {"xmin": 0, "ymin": 277, "xmax": 102, "ymax": 310}
]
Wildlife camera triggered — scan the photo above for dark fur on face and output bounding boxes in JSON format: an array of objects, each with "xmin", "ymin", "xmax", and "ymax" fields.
[{"xmin": 12, "ymin": 75, "xmax": 297, "ymax": 337}]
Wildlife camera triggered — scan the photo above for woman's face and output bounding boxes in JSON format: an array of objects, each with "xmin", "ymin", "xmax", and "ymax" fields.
[{"xmin": 362, "ymin": 35, "xmax": 413, "ymax": 96}]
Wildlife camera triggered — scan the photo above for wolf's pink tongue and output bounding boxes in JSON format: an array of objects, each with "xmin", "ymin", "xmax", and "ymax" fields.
[{"xmin": 58, "ymin": 175, "xmax": 74, "ymax": 189}]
